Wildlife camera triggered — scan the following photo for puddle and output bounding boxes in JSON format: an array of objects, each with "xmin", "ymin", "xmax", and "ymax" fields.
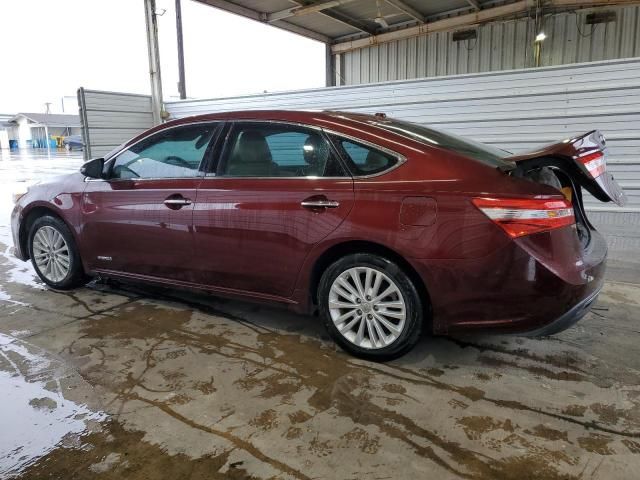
[
  {"xmin": 17, "ymin": 420, "xmax": 256, "ymax": 480},
  {"xmin": 0, "ymin": 333, "xmax": 105, "ymax": 478}
]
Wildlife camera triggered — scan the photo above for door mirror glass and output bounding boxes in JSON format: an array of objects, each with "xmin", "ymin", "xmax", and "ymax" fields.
[{"xmin": 80, "ymin": 157, "xmax": 105, "ymax": 179}]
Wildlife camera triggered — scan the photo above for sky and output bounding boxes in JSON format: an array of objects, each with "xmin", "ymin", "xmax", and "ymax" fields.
[{"xmin": 0, "ymin": 0, "xmax": 326, "ymax": 114}]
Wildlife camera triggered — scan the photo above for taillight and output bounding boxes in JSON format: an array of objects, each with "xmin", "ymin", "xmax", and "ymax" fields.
[
  {"xmin": 577, "ymin": 150, "xmax": 606, "ymax": 178},
  {"xmin": 472, "ymin": 197, "xmax": 575, "ymax": 238}
]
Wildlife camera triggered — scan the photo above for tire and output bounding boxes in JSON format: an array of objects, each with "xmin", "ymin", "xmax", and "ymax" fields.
[
  {"xmin": 318, "ymin": 253, "xmax": 423, "ymax": 361},
  {"xmin": 28, "ymin": 215, "xmax": 87, "ymax": 290}
]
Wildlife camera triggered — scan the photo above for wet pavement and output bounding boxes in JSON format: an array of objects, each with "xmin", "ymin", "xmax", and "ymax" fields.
[{"xmin": 1, "ymin": 149, "xmax": 640, "ymax": 479}]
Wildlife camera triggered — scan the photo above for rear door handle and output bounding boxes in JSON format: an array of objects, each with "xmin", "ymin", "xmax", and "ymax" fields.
[
  {"xmin": 301, "ymin": 199, "xmax": 340, "ymax": 209},
  {"xmin": 164, "ymin": 195, "xmax": 192, "ymax": 209},
  {"xmin": 164, "ymin": 198, "xmax": 191, "ymax": 206}
]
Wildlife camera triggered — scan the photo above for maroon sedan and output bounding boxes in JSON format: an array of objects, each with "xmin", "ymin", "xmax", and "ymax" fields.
[{"xmin": 11, "ymin": 111, "xmax": 626, "ymax": 359}]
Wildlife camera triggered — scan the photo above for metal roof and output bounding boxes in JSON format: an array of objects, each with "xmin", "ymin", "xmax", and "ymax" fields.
[
  {"xmin": 10, "ymin": 113, "xmax": 80, "ymax": 127},
  {"xmin": 196, "ymin": 0, "xmax": 495, "ymax": 43},
  {"xmin": 195, "ymin": 0, "xmax": 635, "ymax": 52}
]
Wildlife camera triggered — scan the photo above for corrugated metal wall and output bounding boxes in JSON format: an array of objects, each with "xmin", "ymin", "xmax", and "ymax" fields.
[
  {"xmin": 78, "ymin": 88, "xmax": 154, "ymax": 159},
  {"xmin": 165, "ymin": 58, "xmax": 640, "ymax": 261},
  {"xmin": 339, "ymin": 5, "xmax": 640, "ymax": 85}
]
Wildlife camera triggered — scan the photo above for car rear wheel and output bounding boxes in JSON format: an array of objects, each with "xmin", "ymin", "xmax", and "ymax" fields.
[
  {"xmin": 28, "ymin": 215, "xmax": 87, "ymax": 290},
  {"xmin": 319, "ymin": 253, "xmax": 423, "ymax": 360}
]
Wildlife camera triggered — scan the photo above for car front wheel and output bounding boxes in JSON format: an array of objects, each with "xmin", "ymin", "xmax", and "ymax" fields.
[
  {"xmin": 319, "ymin": 253, "xmax": 423, "ymax": 360},
  {"xmin": 28, "ymin": 215, "xmax": 87, "ymax": 290}
]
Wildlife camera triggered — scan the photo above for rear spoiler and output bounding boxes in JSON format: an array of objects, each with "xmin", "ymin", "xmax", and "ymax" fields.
[{"xmin": 503, "ymin": 130, "xmax": 627, "ymax": 207}]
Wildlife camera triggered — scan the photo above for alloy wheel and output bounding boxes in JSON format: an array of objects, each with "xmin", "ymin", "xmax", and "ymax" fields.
[
  {"xmin": 32, "ymin": 226, "xmax": 71, "ymax": 283},
  {"xmin": 328, "ymin": 266, "xmax": 406, "ymax": 349}
]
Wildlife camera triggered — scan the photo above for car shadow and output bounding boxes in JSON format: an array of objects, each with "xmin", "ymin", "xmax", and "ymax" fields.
[{"xmin": 88, "ymin": 277, "xmax": 582, "ymax": 374}]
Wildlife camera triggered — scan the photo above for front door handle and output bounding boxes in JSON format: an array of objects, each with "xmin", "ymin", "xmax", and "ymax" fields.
[
  {"xmin": 164, "ymin": 195, "xmax": 192, "ymax": 209},
  {"xmin": 301, "ymin": 199, "xmax": 340, "ymax": 209}
]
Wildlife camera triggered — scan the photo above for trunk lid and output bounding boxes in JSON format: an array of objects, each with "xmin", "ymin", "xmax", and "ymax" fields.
[{"xmin": 504, "ymin": 130, "xmax": 627, "ymax": 207}]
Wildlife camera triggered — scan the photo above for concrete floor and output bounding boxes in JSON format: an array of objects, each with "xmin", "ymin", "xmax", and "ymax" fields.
[{"xmin": 1, "ymin": 150, "xmax": 640, "ymax": 479}]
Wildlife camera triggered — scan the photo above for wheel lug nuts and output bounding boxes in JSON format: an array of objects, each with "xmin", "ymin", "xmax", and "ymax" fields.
[
  {"xmin": 373, "ymin": 306, "xmax": 378, "ymax": 311},
  {"xmin": 367, "ymin": 314, "xmax": 373, "ymax": 319},
  {"xmin": 357, "ymin": 309, "xmax": 362, "ymax": 315},
  {"xmin": 366, "ymin": 295, "xmax": 371, "ymax": 301},
  {"xmin": 356, "ymin": 298, "xmax": 361, "ymax": 303}
]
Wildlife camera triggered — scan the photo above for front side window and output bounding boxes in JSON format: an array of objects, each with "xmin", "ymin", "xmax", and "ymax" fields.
[
  {"xmin": 332, "ymin": 137, "xmax": 399, "ymax": 175},
  {"xmin": 220, "ymin": 123, "xmax": 346, "ymax": 177},
  {"xmin": 110, "ymin": 124, "xmax": 217, "ymax": 179}
]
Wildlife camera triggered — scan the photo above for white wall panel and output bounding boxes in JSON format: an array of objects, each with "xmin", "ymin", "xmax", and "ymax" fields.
[
  {"xmin": 78, "ymin": 89, "xmax": 154, "ymax": 159},
  {"xmin": 340, "ymin": 6, "xmax": 640, "ymax": 85},
  {"xmin": 166, "ymin": 58, "xmax": 640, "ymax": 259}
]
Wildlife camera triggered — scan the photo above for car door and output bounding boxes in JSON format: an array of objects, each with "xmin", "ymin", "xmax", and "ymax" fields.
[
  {"xmin": 193, "ymin": 121, "xmax": 354, "ymax": 299},
  {"xmin": 80, "ymin": 122, "xmax": 220, "ymax": 283}
]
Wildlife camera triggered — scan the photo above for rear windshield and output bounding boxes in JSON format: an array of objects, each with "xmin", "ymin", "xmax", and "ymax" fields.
[{"xmin": 374, "ymin": 119, "xmax": 511, "ymax": 168}]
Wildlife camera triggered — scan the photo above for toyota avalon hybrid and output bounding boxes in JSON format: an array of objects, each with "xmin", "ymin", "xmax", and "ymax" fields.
[{"xmin": 11, "ymin": 110, "xmax": 626, "ymax": 359}]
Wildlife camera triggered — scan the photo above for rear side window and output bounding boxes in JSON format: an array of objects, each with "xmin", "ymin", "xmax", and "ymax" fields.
[
  {"xmin": 220, "ymin": 123, "xmax": 347, "ymax": 177},
  {"xmin": 333, "ymin": 137, "xmax": 399, "ymax": 176},
  {"xmin": 110, "ymin": 124, "xmax": 216, "ymax": 179}
]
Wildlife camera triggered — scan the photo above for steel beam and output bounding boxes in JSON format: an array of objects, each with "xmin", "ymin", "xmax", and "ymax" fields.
[
  {"xmin": 332, "ymin": 0, "xmax": 639, "ymax": 53},
  {"xmin": 384, "ymin": 0, "xmax": 425, "ymax": 23},
  {"xmin": 322, "ymin": 9, "xmax": 379, "ymax": 35},
  {"xmin": 267, "ymin": 0, "xmax": 360, "ymax": 22},
  {"xmin": 288, "ymin": 0, "xmax": 378, "ymax": 35},
  {"xmin": 175, "ymin": 0, "xmax": 187, "ymax": 99},
  {"xmin": 466, "ymin": 0, "xmax": 481, "ymax": 11},
  {"xmin": 144, "ymin": 0, "xmax": 163, "ymax": 125},
  {"xmin": 194, "ymin": 0, "xmax": 330, "ymax": 43},
  {"xmin": 325, "ymin": 43, "xmax": 335, "ymax": 86}
]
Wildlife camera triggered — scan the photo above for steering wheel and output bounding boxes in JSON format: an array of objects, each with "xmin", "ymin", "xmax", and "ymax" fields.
[
  {"xmin": 164, "ymin": 156, "xmax": 191, "ymax": 168},
  {"xmin": 113, "ymin": 165, "xmax": 140, "ymax": 179}
]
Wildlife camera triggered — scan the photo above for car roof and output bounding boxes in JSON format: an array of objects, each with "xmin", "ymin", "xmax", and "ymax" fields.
[
  {"xmin": 113, "ymin": 110, "xmax": 418, "ymax": 160},
  {"xmin": 162, "ymin": 110, "xmax": 383, "ymax": 131}
]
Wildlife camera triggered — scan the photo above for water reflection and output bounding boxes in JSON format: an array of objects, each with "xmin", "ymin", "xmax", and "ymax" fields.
[{"xmin": 0, "ymin": 333, "xmax": 105, "ymax": 478}]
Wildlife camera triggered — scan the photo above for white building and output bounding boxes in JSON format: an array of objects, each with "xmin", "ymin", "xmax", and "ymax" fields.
[
  {"xmin": 5, "ymin": 113, "xmax": 80, "ymax": 149},
  {"xmin": 0, "ymin": 114, "xmax": 12, "ymax": 150}
]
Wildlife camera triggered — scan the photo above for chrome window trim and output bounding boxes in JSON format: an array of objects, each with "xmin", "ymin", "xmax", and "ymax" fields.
[
  {"xmin": 226, "ymin": 118, "xmax": 324, "ymax": 131},
  {"xmin": 212, "ymin": 120, "xmax": 350, "ymax": 180},
  {"xmin": 105, "ymin": 119, "xmax": 223, "ymax": 161},
  {"xmin": 84, "ymin": 175, "xmax": 206, "ymax": 183},
  {"xmin": 84, "ymin": 118, "xmax": 407, "ymax": 182},
  {"xmin": 322, "ymin": 128, "xmax": 407, "ymax": 179},
  {"xmin": 200, "ymin": 176, "xmax": 352, "ymax": 181},
  {"xmin": 84, "ymin": 120, "xmax": 222, "ymax": 183}
]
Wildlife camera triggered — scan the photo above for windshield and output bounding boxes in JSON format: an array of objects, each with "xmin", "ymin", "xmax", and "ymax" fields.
[{"xmin": 374, "ymin": 119, "xmax": 512, "ymax": 168}]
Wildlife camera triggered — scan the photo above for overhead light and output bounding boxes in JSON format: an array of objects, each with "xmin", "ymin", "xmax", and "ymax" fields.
[{"xmin": 535, "ymin": 32, "xmax": 546, "ymax": 42}]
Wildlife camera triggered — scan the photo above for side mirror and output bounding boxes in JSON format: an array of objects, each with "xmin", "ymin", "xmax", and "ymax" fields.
[{"xmin": 80, "ymin": 157, "xmax": 105, "ymax": 179}]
